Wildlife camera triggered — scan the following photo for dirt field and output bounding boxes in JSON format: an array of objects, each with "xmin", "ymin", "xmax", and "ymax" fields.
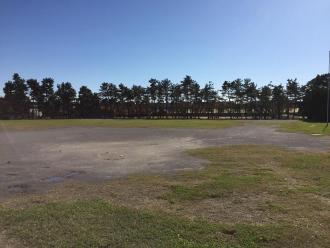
[{"xmin": 1, "ymin": 124, "xmax": 329, "ymax": 201}]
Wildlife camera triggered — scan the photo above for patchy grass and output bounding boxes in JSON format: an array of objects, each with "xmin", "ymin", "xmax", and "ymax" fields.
[
  {"xmin": 257, "ymin": 120, "xmax": 330, "ymax": 135},
  {"xmin": 181, "ymin": 146, "xmax": 330, "ymax": 199},
  {"xmin": 0, "ymin": 199, "xmax": 291, "ymax": 248},
  {"xmin": 278, "ymin": 121, "xmax": 330, "ymax": 135},
  {"xmin": 283, "ymin": 152, "xmax": 330, "ymax": 195},
  {"xmin": 164, "ymin": 173, "xmax": 268, "ymax": 203},
  {"xmin": 163, "ymin": 146, "xmax": 282, "ymax": 203},
  {"xmin": 0, "ymin": 119, "xmax": 245, "ymax": 130},
  {"xmin": 2, "ymin": 119, "xmax": 330, "ymax": 135},
  {"xmin": 0, "ymin": 145, "xmax": 329, "ymax": 247}
]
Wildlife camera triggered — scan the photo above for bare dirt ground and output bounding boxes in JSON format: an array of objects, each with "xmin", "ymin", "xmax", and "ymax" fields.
[{"xmin": 1, "ymin": 124, "xmax": 330, "ymax": 200}]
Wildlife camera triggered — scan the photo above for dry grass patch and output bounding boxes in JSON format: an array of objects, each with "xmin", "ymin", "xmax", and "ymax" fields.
[
  {"xmin": 0, "ymin": 119, "xmax": 245, "ymax": 130},
  {"xmin": 255, "ymin": 120, "xmax": 330, "ymax": 135},
  {"xmin": 0, "ymin": 145, "xmax": 329, "ymax": 247}
]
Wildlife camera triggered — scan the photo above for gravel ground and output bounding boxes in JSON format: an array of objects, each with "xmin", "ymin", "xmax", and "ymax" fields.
[{"xmin": 1, "ymin": 124, "xmax": 329, "ymax": 200}]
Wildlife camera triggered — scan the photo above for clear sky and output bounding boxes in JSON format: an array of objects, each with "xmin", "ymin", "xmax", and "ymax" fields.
[{"xmin": 1, "ymin": 0, "xmax": 330, "ymax": 93}]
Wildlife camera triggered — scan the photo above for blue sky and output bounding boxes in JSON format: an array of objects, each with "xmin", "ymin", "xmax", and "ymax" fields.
[{"xmin": 1, "ymin": 0, "xmax": 330, "ymax": 93}]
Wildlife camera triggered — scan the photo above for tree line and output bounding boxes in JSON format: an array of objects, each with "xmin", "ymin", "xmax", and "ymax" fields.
[{"xmin": 0, "ymin": 73, "xmax": 329, "ymax": 121}]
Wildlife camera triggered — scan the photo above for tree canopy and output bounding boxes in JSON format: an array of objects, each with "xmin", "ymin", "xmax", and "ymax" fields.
[{"xmin": 1, "ymin": 73, "xmax": 329, "ymax": 121}]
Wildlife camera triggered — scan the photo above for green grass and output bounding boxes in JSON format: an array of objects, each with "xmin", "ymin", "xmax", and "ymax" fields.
[
  {"xmin": 0, "ymin": 199, "xmax": 286, "ymax": 248},
  {"xmin": 165, "ymin": 174, "xmax": 263, "ymax": 202},
  {"xmin": 269, "ymin": 120, "xmax": 330, "ymax": 135},
  {"xmin": 0, "ymin": 119, "xmax": 244, "ymax": 130},
  {"xmin": 164, "ymin": 146, "xmax": 283, "ymax": 203},
  {"xmin": 159, "ymin": 146, "xmax": 329, "ymax": 247},
  {"xmin": 2, "ymin": 119, "xmax": 330, "ymax": 135},
  {"xmin": 283, "ymin": 152, "xmax": 330, "ymax": 195},
  {"xmin": 1, "ymin": 145, "xmax": 329, "ymax": 247},
  {"xmin": 280, "ymin": 121, "xmax": 330, "ymax": 135},
  {"xmin": 182, "ymin": 146, "xmax": 330, "ymax": 198}
]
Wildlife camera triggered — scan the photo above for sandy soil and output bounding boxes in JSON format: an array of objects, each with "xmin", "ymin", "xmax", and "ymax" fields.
[{"xmin": 1, "ymin": 124, "xmax": 329, "ymax": 200}]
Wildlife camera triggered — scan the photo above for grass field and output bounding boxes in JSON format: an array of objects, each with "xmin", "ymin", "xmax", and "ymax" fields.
[
  {"xmin": 0, "ymin": 119, "xmax": 245, "ymax": 130},
  {"xmin": 1, "ymin": 145, "xmax": 329, "ymax": 247},
  {"xmin": 0, "ymin": 199, "xmax": 285, "ymax": 248},
  {"xmin": 252, "ymin": 119, "xmax": 330, "ymax": 135},
  {"xmin": 276, "ymin": 120, "xmax": 330, "ymax": 135},
  {"xmin": 1, "ymin": 119, "xmax": 330, "ymax": 136}
]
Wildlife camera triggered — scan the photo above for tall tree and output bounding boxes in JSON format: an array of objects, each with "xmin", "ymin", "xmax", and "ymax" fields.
[
  {"xmin": 26, "ymin": 79, "xmax": 43, "ymax": 118},
  {"xmin": 243, "ymin": 79, "xmax": 258, "ymax": 119},
  {"xmin": 131, "ymin": 85, "xmax": 146, "ymax": 117},
  {"xmin": 258, "ymin": 85, "xmax": 272, "ymax": 119},
  {"xmin": 181, "ymin": 76, "xmax": 196, "ymax": 117},
  {"xmin": 170, "ymin": 83, "xmax": 182, "ymax": 118},
  {"xmin": 99, "ymin": 82, "xmax": 118, "ymax": 117},
  {"xmin": 118, "ymin": 83, "xmax": 132, "ymax": 117},
  {"xmin": 191, "ymin": 81, "xmax": 201, "ymax": 118},
  {"xmin": 156, "ymin": 80, "xmax": 165, "ymax": 116},
  {"xmin": 147, "ymin": 79, "xmax": 159, "ymax": 117},
  {"xmin": 78, "ymin": 86, "xmax": 100, "ymax": 118},
  {"xmin": 271, "ymin": 84, "xmax": 286, "ymax": 119},
  {"xmin": 55, "ymin": 82, "xmax": 76, "ymax": 118},
  {"xmin": 201, "ymin": 82, "xmax": 218, "ymax": 118},
  {"xmin": 0, "ymin": 97, "xmax": 10, "ymax": 119},
  {"xmin": 302, "ymin": 74, "xmax": 329, "ymax": 121},
  {"xmin": 221, "ymin": 81, "xmax": 233, "ymax": 118},
  {"xmin": 41, "ymin": 78, "xmax": 55, "ymax": 118},
  {"xmin": 160, "ymin": 79, "xmax": 172, "ymax": 117},
  {"xmin": 286, "ymin": 79, "xmax": 300, "ymax": 119},
  {"xmin": 232, "ymin": 79, "xmax": 244, "ymax": 118},
  {"xmin": 3, "ymin": 73, "xmax": 28, "ymax": 118}
]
